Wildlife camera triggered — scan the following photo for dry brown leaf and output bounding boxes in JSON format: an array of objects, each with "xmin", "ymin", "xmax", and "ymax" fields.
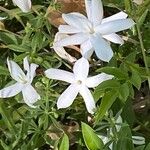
[{"xmin": 47, "ymin": 0, "xmax": 85, "ymax": 27}]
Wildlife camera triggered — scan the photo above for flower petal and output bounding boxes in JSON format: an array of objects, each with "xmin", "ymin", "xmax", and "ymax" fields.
[
  {"xmin": 58, "ymin": 25, "xmax": 82, "ymax": 34},
  {"xmin": 23, "ymin": 57, "xmax": 30, "ymax": 73},
  {"xmin": 132, "ymin": 136, "xmax": 145, "ymax": 145},
  {"xmin": 73, "ymin": 57, "xmax": 89, "ymax": 80},
  {"xmin": 79, "ymin": 86, "xmax": 96, "ymax": 114},
  {"xmin": 55, "ymin": 33, "xmax": 88, "ymax": 47},
  {"xmin": 22, "ymin": 84, "xmax": 40, "ymax": 108},
  {"xmin": 91, "ymin": 0, "xmax": 103, "ymax": 26},
  {"xmin": 86, "ymin": 73, "xmax": 113, "ymax": 88},
  {"xmin": 103, "ymin": 33, "xmax": 124, "ymax": 45},
  {"xmin": 90, "ymin": 33, "xmax": 113, "ymax": 62},
  {"xmin": 85, "ymin": 0, "xmax": 92, "ymax": 21},
  {"xmin": 62, "ymin": 13, "xmax": 92, "ymax": 32},
  {"xmin": 0, "ymin": 82, "xmax": 23, "ymax": 98},
  {"xmin": 80, "ymin": 40, "xmax": 94, "ymax": 59},
  {"xmin": 7, "ymin": 58, "xmax": 26, "ymax": 83},
  {"xmin": 29, "ymin": 63, "xmax": 38, "ymax": 83},
  {"xmin": 12, "ymin": 0, "xmax": 31, "ymax": 12},
  {"xmin": 102, "ymin": 11, "xmax": 128, "ymax": 23},
  {"xmin": 95, "ymin": 19, "xmax": 135, "ymax": 35},
  {"xmin": 57, "ymin": 84, "xmax": 79, "ymax": 109},
  {"xmin": 45, "ymin": 69, "xmax": 75, "ymax": 83}
]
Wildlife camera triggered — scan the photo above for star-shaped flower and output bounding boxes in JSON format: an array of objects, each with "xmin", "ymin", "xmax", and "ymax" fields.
[
  {"xmin": 55, "ymin": 0, "xmax": 135, "ymax": 62},
  {"xmin": 45, "ymin": 57, "xmax": 113, "ymax": 114},
  {"xmin": 12, "ymin": 0, "xmax": 31, "ymax": 13},
  {"xmin": 0, "ymin": 57, "xmax": 40, "ymax": 107}
]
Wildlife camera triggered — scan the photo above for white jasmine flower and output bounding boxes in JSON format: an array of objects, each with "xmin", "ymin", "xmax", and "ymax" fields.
[
  {"xmin": 53, "ymin": 33, "xmax": 77, "ymax": 63},
  {"xmin": 12, "ymin": 0, "xmax": 31, "ymax": 13},
  {"xmin": 45, "ymin": 57, "xmax": 113, "ymax": 114},
  {"xmin": 55, "ymin": 0, "xmax": 135, "ymax": 62},
  {"xmin": 0, "ymin": 57, "xmax": 40, "ymax": 107}
]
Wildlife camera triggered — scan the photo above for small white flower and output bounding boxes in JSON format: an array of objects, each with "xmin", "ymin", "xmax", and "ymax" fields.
[
  {"xmin": 0, "ymin": 17, "xmax": 6, "ymax": 20},
  {"xmin": 55, "ymin": 0, "xmax": 135, "ymax": 62},
  {"xmin": 12, "ymin": 0, "xmax": 31, "ymax": 13},
  {"xmin": 45, "ymin": 57, "xmax": 113, "ymax": 114},
  {"xmin": 53, "ymin": 33, "xmax": 77, "ymax": 63},
  {"xmin": 0, "ymin": 57, "xmax": 40, "ymax": 107}
]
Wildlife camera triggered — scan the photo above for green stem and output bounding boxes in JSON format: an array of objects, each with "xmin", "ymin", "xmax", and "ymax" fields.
[{"xmin": 136, "ymin": 24, "xmax": 150, "ymax": 89}]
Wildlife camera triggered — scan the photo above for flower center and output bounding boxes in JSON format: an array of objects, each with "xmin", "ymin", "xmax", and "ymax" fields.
[{"xmin": 77, "ymin": 80, "xmax": 82, "ymax": 85}]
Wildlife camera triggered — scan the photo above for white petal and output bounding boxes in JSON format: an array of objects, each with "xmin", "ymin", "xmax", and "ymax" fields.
[
  {"xmin": 91, "ymin": 0, "xmax": 103, "ymax": 26},
  {"xmin": 45, "ymin": 69, "xmax": 75, "ymax": 83},
  {"xmin": 58, "ymin": 25, "xmax": 82, "ymax": 34},
  {"xmin": 57, "ymin": 84, "xmax": 79, "ymax": 109},
  {"xmin": 85, "ymin": 0, "xmax": 92, "ymax": 21},
  {"xmin": 79, "ymin": 86, "xmax": 96, "ymax": 114},
  {"xmin": 23, "ymin": 57, "xmax": 30, "ymax": 73},
  {"xmin": 7, "ymin": 58, "xmax": 26, "ymax": 83},
  {"xmin": 22, "ymin": 84, "xmax": 40, "ymax": 108},
  {"xmin": 86, "ymin": 73, "xmax": 113, "ymax": 88},
  {"xmin": 81, "ymin": 40, "xmax": 94, "ymax": 59},
  {"xmin": 12, "ymin": 0, "xmax": 31, "ymax": 12},
  {"xmin": 62, "ymin": 13, "xmax": 92, "ymax": 32},
  {"xmin": 0, "ymin": 82, "xmax": 23, "ymax": 98},
  {"xmin": 29, "ymin": 63, "xmax": 38, "ymax": 83},
  {"xmin": 98, "ymin": 135, "xmax": 110, "ymax": 144},
  {"xmin": 95, "ymin": 19, "xmax": 135, "ymax": 35},
  {"xmin": 0, "ymin": 17, "xmax": 6, "ymax": 20},
  {"xmin": 102, "ymin": 11, "xmax": 128, "ymax": 23},
  {"xmin": 90, "ymin": 33, "xmax": 113, "ymax": 62},
  {"xmin": 55, "ymin": 33, "xmax": 88, "ymax": 47},
  {"xmin": 132, "ymin": 136, "xmax": 145, "ymax": 145},
  {"xmin": 73, "ymin": 57, "xmax": 89, "ymax": 80},
  {"xmin": 103, "ymin": 33, "xmax": 124, "ymax": 45},
  {"xmin": 53, "ymin": 33, "xmax": 77, "ymax": 62},
  {"xmin": 53, "ymin": 46, "xmax": 77, "ymax": 63}
]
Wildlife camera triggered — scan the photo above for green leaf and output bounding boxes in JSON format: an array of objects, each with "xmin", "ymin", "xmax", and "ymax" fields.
[
  {"xmin": 124, "ymin": 0, "xmax": 132, "ymax": 13},
  {"xmin": 59, "ymin": 133, "xmax": 69, "ymax": 150},
  {"xmin": 0, "ymin": 66, "xmax": 9, "ymax": 75},
  {"xmin": 95, "ymin": 90, "xmax": 118, "ymax": 123},
  {"xmin": 118, "ymin": 83, "xmax": 129, "ymax": 102},
  {"xmin": 97, "ymin": 67, "xmax": 128, "ymax": 79},
  {"xmin": 8, "ymin": 44, "xmax": 30, "ymax": 52},
  {"xmin": 145, "ymin": 143, "xmax": 150, "ymax": 150},
  {"xmin": 115, "ymin": 124, "xmax": 134, "ymax": 150},
  {"xmin": 130, "ymin": 69, "xmax": 141, "ymax": 89},
  {"xmin": 81, "ymin": 122, "xmax": 104, "ymax": 150},
  {"xmin": 138, "ymin": 9, "xmax": 149, "ymax": 28},
  {"xmin": 94, "ymin": 80, "xmax": 120, "ymax": 101}
]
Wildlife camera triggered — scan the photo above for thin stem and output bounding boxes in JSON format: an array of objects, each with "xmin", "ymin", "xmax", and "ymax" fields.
[{"xmin": 136, "ymin": 24, "xmax": 150, "ymax": 89}]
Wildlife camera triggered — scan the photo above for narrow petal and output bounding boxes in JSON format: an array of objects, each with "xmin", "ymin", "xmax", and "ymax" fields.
[
  {"xmin": 90, "ymin": 33, "xmax": 113, "ymax": 62},
  {"xmin": 85, "ymin": 0, "xmax": 92, "ymax": 21},
  {"xmin": 45, "ymin": 69, "xmax": 75, "ymax": 83},
  {"xmin": 79, "ymin": 86, "xmax": 96, "ymax": 114},
  {"xmin": 55, "ymin": 33, "xmax": 88, "ymax": 47},
  {"xmin": 86, "ymin": 73, "xmax": 113, "ymax": 88},
  {"xmin": 23, "ymin": 57, "xmax": 30, "ymax": 73},
  {"xmin": 22, "ymin": 84, "xmax": 40, "ymax": 108},
  {"xmin": 29, "ymin": 63, "xmax": 38, "ymax": 83},
  {"xmin": 57, "ymin": 84, "xmax": 79, "ymax": 109},
  {"xmin": 58, "ymin": 25, "xmax": 82, "ymax": 34},
  {"xmin": 0, "ymin": 82, "xmax": 23, "ymax": 98},
  {"xmin": 12, "ymin": 0, "xmax": 31, "ymax": 12},
  {"xmin": 132, "ymin": 136, "xmax": 145, "ymax": 145},
  {"xmin": 80, "ymin": 40, "xmax": 94, "ymax": 59},
  {"xmin": 94, "ymin": 19, "xmax": 135, "ymax": 35},
  {"xmin": 103, "ymin": 33, "xmax": 124, "ymax": 45},
  {"xmin": 91, "ymin": 0, "xmax": 103, "ymax": 26},
  {"xmin": 7, "ymin": 58, "xmax": 26, "ymax": 83},
  {"xmin": 73, "ymin": 57, "xmax": 89, "ymax": 80},
  {"xmin": 102, "ymin": 11, "xmax": 128, "ymax": 23},
  {"xmin": 62, "ymin": 13, "xmax": 92, "ymax": 32}
]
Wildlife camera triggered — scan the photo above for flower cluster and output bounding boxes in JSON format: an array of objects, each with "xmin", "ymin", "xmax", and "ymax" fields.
[{"xmin": 0, "ymin": 0, "xmax": 135, "ymax": 114}]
